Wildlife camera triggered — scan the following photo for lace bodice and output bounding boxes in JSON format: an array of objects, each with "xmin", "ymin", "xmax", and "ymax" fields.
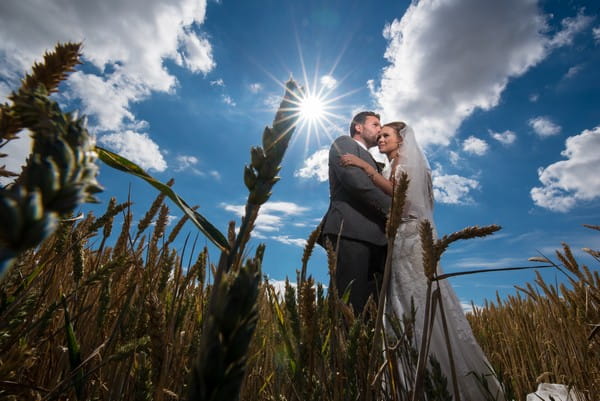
[{"xmin": 383, "ymin": 162, "xmax": 434, "ymax": 223}]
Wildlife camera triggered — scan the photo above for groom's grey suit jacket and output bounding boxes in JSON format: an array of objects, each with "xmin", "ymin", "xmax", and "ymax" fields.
[{"xmin": 320, "ymin": 136, "xmax": 391, "ymax": 246}]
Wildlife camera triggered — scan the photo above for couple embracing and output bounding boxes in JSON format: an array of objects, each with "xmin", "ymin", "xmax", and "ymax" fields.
[{"xmin": 318, "ymin": 111, "xmax": 505, "ymax": 400}]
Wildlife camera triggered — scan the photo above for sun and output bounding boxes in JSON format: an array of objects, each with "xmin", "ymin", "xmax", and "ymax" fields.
[
  {"xmin": 298, "ymin": 93, "xmax": 326, "ymax": 123},
  {"xmin": 257, "ymin": 44, "xmax": 361, "ymax": 150},
  {"xmin": 281, "ymin": 79, "xmax": 357, "ymax": 150}
]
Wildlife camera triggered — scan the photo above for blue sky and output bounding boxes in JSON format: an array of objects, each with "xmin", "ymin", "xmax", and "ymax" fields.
[{"xmin": 1, "ymin": 0, "xmax": 599, "ymax": 308}]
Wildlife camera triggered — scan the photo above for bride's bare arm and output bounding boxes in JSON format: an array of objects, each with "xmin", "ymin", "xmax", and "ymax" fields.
[{"xmin": 340, "ymin": 154, "xmax": 394, "ymax": 196}]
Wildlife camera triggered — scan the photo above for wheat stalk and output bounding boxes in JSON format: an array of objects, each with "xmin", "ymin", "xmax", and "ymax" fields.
[
  {"xmin": 0, "ymin": 42, "xmax": 82, "ymax": 149},
  {"xmin": 367, "ymin": 171, "xmax": 409, "ymax": 400},
  {"xmin": 0, "ymin": 44, "xmax": 102, "ymax": 274},
  {"xmin": 224, "ymin": 79, "xmax": 302, "ymax": 271}
]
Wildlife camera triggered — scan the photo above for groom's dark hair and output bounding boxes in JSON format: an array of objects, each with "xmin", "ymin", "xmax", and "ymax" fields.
[{"xmin": 350, "ymin": 111, "xmax": 380, "ymax": 136}]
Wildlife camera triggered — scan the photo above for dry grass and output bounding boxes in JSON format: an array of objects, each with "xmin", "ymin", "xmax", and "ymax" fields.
[
  {"xmin": 1, "ymin": 190, "xmax": 597, "ymax": 400},
  {"xmin": 0, "ymin": 196, "xmax": 209, "ymax": 400},
  {"xmin": 468, "ymin": 241, "xmax": 600, "ymax": 401}
]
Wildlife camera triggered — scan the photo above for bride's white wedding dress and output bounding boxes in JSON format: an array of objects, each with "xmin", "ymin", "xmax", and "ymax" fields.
[{"xmin": 382, "ymin": 127, "xmax": 505, "ymax": 401}]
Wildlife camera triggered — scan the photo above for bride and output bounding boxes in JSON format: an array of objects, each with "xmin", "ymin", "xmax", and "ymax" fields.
[{"xmin": 340, "ymin": 122, "xmax": 505, "ymax": 401}]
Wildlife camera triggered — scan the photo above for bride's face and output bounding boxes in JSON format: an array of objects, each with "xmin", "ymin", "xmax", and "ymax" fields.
[{"xmin": 377, "ymin": 126, "xmax": 402, "ymax": 157}]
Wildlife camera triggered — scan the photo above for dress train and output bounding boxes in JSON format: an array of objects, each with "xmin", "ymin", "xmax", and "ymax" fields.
[{"xmin": 385, "ymin": 219, "xmax": 505, "ymax": 401}]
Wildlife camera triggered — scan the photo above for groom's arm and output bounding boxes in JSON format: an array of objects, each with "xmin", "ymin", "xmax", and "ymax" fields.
[{"xmin": 330, "ymin": 137, "xmax": 391, "ymax": 216}]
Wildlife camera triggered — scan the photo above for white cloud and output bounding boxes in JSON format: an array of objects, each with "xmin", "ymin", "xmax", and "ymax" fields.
[
  {"xmin": 451, "ymin": 256, "xmax": 526, "ymax": 271},
  {"xmin": 208, "ymin": 78, "xmax": 235, "ymax": 107},
  {"xmin": 264, "ymin": 94, "xmax": 282, "ymax": 111},
  {"xmin": 528, "ymin": 116, "xmax": 561, "ymax": 137},
  {"xmin": 222, "ymin": 94, "xmax": 236, "ymax": 106},
  {"xmin": 172, "ymin": 155, "xmax": 218, "ymax": 179},
  {"xmin": 67, "ymin": 71, "xmax": 143, "ymax": 132},
  {"xmin": 0, "ymin": 131, "xmax": 32, "ymax": 186},
  {"xmin": 448, "ymin": 151, "xmax": 461, "ymax": 166},
  {"xmin": 460, "ymin": 301, "xmax": 481, "ymax": 314},
  {"xmin": 100, "ymin": 130, "xmax": 167, "ymax": 172},
  {"xmin": 266, "ymin": 278, "xmax": 326, "ymax": 301},
  {"xmin": 374, "ymin": 0, "xmax": 589, "ymax": 148},
  {"xmin": 366, "ymin": 79, "xmax": 376, "ymax": 94},
  {"xmin": 0, "ymin": 0, "xmax": 214, "ymax": 133},
  {"xmin": 261, "ymin": 201, "xmax": 310, "ymax": 215},
  {"xmin": 594, "ymin": 27, "xmax": 600, "ymax": 44},
  {"xmin": 249, "ymin": 83, "xmax": 263, "ymax": 93},
  {"xmin": 432, "ymin": 169, "xmax": 480, "ymax": 204},
  {"xmin": 174, "ymin": 154, "xmax": 202, "ymax": 174},
  {"xmin": 267, "ymin": 279, "xmax": 297, "ymax": 299},
  {"xmin": 295, "ymin": 148, "xmax": 329, "ymax": 182},
  {"xmin": 462, "ymin": 136, "xmax": 489, "ymax": 156},
  {"xmin": 490, "ymin": 129, "xmax": 516, "ymax": 145},
  {"xmin": 564, "ymin": 64, "xmax": 583, "ymax": 79},
  {"xmin": 149, "ymin": 214, "xmax": 178, "ymax": 227},
  {"xmin": 222, "ymin": 204, "xmax": 244, "ymax": 216},
  {"xmin": 0, "ymin": 81, "xmax": 11, "ymax": 101},
  {"xmin": 530, "ymin": 186, "xmax": 576, "ymax": 213},
  {"xmin": 529, "ymin": 93, "xmax": 540, "ymax": 103},
  {"xmin": 272, "ymin": 235, "xmax": 307, "ymax": 247},
  {"xmin": 0, "ymin": 57, "xmax": 21, "ymax": 98},
  {"xmin": 531, "ymin": 126, "xmax": 600, "ymax": 212},
  {"xmin": 179, "ymin": 32, "xmax": 215, "ymax": 73},
  {"xmin": 548, "ymin": 12, "xmax": 594, "ymax": 48},
  {"xmin": 221, "ymin": 200, "xmax": 310, "ymax": 238},
  {"xmin": 320, "ymin": 75, "xmax": 337, "ymax": 89},
  {"xmin": 175, "ymin": 155, "xmax": 199, "ymax": 168}
]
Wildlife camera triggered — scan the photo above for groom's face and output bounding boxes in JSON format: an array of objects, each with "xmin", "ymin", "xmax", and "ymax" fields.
[{"xmin": 356, "ymin": 116, "xmax": 381, "ymax": 147}]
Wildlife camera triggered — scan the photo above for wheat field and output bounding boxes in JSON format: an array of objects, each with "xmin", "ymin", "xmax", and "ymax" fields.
[
  {"xmin": 0, "ymin": 194, "xmax": 598, "ymax": 401},
  {"xmin": 1, "ymin": 42, "xmax": 598, "ymax": 401}
]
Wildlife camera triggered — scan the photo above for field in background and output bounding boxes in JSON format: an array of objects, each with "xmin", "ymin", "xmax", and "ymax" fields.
[{"xmin": 1, "ymin": 194, "xmax": 598, "ymax": 401}]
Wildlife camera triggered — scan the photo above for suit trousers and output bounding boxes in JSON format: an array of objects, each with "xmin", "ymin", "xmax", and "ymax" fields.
[{"xmin": 327, "ymin": 235, "xmax": 387, "ymax": 313}]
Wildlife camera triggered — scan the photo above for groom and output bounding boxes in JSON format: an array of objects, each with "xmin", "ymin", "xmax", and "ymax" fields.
[{"xmin": 319, "ymin": 111, "xmax": 391, "ymax": 313}]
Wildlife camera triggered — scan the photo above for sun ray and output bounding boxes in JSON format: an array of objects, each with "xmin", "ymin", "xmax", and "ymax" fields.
[{"xmin": 248, "ymin": 31, "xmax": 370, "ymax": 156}]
